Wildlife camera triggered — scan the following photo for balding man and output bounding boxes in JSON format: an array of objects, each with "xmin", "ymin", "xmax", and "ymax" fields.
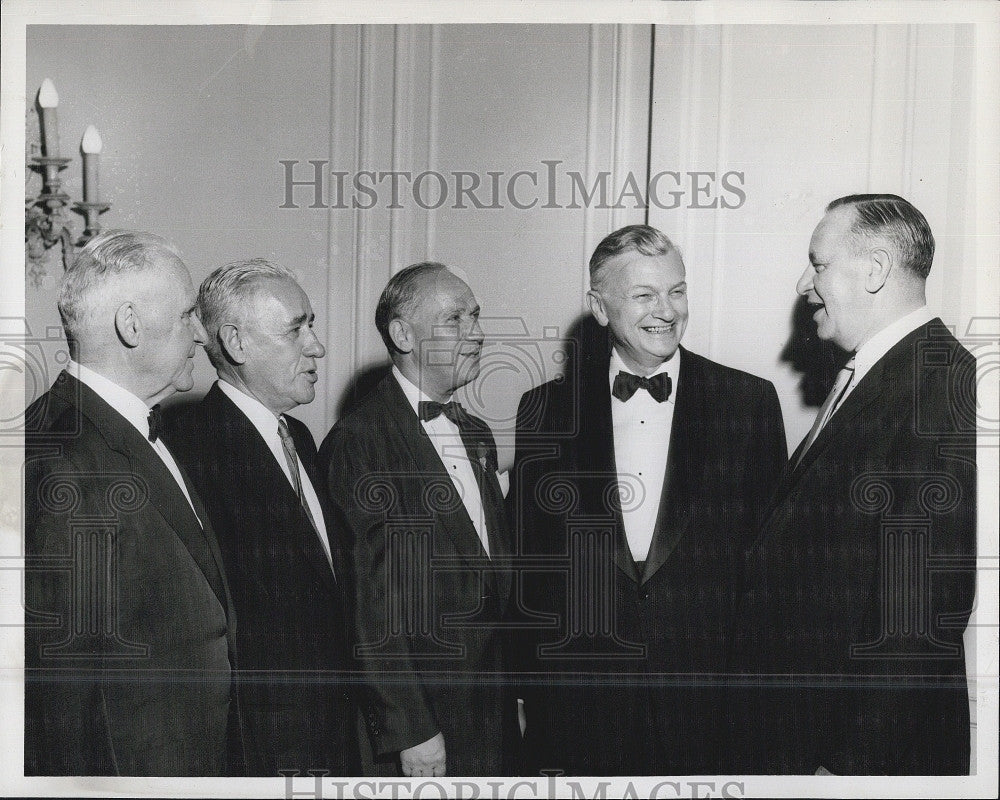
[
  {"xmin": 24, "ymin": 230, "xmax": 240, "ymax": 775},
  {"xmin": 320, "ymin": 263, "xmax": 517, "ymax": 777},
  {"xmin": 734, "ymin": 194, "xmax": 977, "ymax": 774}
]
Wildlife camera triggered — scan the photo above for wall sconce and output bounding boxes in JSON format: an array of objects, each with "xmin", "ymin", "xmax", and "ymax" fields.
[{"xmin": 25, "ymin": 78, "xmax": 111, "ymax": 286}]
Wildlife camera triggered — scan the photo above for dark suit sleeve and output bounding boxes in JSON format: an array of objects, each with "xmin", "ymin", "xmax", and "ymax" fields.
[
  {"xmin": 24, "ymin": 451, "xmax": 116, "ymax": 775},
  {"xmin": 747, "ymin": 380, "xmax": 788, "ymax": 527},
  {"xmin": 506, "ymin": 389, "xmax": 547, "ymax": 716},
  {"xmin": 322, "ymin": 425, "xmax": 440, "ymax": 757}
]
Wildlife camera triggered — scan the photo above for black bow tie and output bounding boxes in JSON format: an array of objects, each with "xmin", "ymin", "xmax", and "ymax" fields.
[
  {"xmin": 612, "ymin": 371, "xmax": 673, "ymax": 403},
  {"xmin": 147, "ymin": 404, "xmax": 163, "ymax": 443},
  {"xmin": 418, "ymin": 400, "xmax": 467, "ymax": 426}
]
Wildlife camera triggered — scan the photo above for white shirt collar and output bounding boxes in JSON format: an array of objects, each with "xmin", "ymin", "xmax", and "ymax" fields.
[
  {"xmin": 608, "ymin": 347, "xmax": 681, "ymax": 403},
  {"xmin": 216, "ymin": 378, "xmax": 284, "ymax": 436},
  {"xmin": 392, "ymin": 366, "xmax": 453, "ymax": 416},
  {"xmin": 68, "ymin": 360, "xmax": 153, "ymax": 439},
  {"xmin": 853, "ymin": 306, "xmax": 936, "ymax": 384}
]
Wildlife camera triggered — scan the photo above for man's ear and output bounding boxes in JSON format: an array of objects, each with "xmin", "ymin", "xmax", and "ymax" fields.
[
  {"xmin": 218, "ymin": 323, "xmax": 247, "ymax": 365},
  {"xmin": 866, "ymin": 247, "xmax": 893, "ymax": 293},
  {"xmin": 114, "ymin": 302, "xmax": 140, "ymax": 348},
  {"xmin": 586, "ymin": 289, "xmax": 610, "ymax": 327},
  {"xmin": 388, "ymin": 318, "xmax": 413, "ymax": 354}
]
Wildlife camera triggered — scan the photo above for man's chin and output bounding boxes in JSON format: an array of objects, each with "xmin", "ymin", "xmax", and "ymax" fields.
[
  {"xmin": 296, "ymin": 387, "xmax": 316, "ymax": 406},
  {"xmin": 455, "ymin": 363, "xmax": 480, "ymax": 389},
  {"xmin": 640, "ymin": 343, "xmax": 679, "ymax": 367}
]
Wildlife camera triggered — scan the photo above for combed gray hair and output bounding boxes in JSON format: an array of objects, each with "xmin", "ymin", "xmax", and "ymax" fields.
[
  {"xmin": 589, "ymin": 225, "xmax": 681, "ymax": 289},
  {"xmin": 826, "ymin": 194, "xmax": 935, "ymax": 279},
  {"xmin": 198, "ymin": 258, "xmax": 298, "ymax": 369},
  {"xmin": 58, "ymin": 229, "xmax": 182, "ymax": 345}
]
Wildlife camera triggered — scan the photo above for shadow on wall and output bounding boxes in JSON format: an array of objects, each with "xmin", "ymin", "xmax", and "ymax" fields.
[
  {"xmin": 780, "ymin": 295, "xmax": 850, "ymax": 408},
  {"xmin": 335, "ymin": 361, "xmax": 392, "ymax": 421}
]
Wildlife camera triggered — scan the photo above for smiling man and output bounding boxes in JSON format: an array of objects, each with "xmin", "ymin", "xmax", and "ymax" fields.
[
  {"xmin": 166, "ymin": 259, "xmax": 355, "ymax": 776},
  {"xmin": 24, "ymin": 230, "xmax": 240, "ymax": 775},
  {"xmin": 734, "ymin": 194, "xmax": 977, "ymax": 774},
  {"xmin": 320, "ymin": 262, "xmax": 517, "ymax": 777},
  {"xmin": 510, "ymin": 224, "xmax": 786, "ymax": 775}
]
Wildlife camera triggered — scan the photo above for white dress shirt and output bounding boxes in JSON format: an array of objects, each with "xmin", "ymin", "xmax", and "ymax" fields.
[
  {"xmin": 69, "ymin": 360, "xmax": 200, "ymax": 523},
  {"xmin": 609, "ymin": 349, "xmax": 680, "ymax": 562},
  {"xmin": 392, "ymin": 367, "xmax": 491, "ymax": 557},
  {"xmin": 216, "ymin": 379, "xmax": 334, "ymax": 569},
  {"xmin": 837, "ymin": 306, "xmax": 936, "ymax": 413}
]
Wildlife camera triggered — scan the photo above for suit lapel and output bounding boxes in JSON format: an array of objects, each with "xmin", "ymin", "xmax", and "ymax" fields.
[
  {"xmin": 478, "ymin": 450, "xmax": 512, "ymax": 604},
  {"xmin": 54, "ymin": 372, "xmax": 231, "ymax": 617},
  {"xmin": 578, "ymin": 351, "xmax": 640, "ymax": 583},
  {"xmin": 203, "ymin": 385, "xmax": 338, "ymax": 594},
  {"xmin": 376, "ymin": 377, "xmax": 491, "ymax": 565},
  {"xmin": 641, "ymin": 348, "xmax": 697, "ymax": 585},
  {"xmin": 759, "ymin": 322, "xmax": 931, "ymax": 531},
  {"xmin": 788, "ymin": 355, "xmax": 885, "ymax": 480},
  {"xmin": 287, "ymin": 410, "xmax": 343, "ymax": 590}
]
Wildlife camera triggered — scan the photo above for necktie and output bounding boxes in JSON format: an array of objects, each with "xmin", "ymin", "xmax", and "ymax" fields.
[
  {"xmin": 147, "ymin": 404, "xmax": 163, "ymax": 443},
  {"xmin": 277, "ymin": 417, "xmax": 320, "ymax": 535},
  {"xmin": 612, "ymin": 371, "xmax": 673, "ymax": 403},
  {"xmin": 794, "ymin": 357, "xmax": 856, "ymax": 468}
]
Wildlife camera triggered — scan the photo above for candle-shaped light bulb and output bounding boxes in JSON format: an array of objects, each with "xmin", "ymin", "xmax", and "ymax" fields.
[
  {"xmin": 38, "ymin": 79, "xmax": 60, "ymax": 157},
  {"xmin": 38, "ymin": 78, "xmax": 59, "ymax": 108},
  {"xmin": 81, "ymin": 125, "xmax": 102, "ymax": 154},
  {"xmin": 81, "ymin": 125, "xmax": 102, "ymax": 202}
]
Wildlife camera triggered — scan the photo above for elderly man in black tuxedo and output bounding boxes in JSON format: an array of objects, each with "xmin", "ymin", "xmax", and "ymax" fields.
[
  {"xmin": 733, "ymin": 194, "xmax": 977, "ymax": 774},
  {"xmin": 166, "ymin": 259, "xmax": 355, "ymax": 776},
  {"xmin": 510, "ymin": 225, "xmax": 787, "ymax": 775},
  {"xmin": 24, "ymin": 230, "xmax": 241, "ymax": 775},
  {"xmin": 320, "ymin": 262, "xmax": 517, "ymax": 777}
]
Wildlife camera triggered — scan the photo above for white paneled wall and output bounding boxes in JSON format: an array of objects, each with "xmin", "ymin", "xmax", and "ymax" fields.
[
  {"xmin": 322, "ymin": 25, "xmax": 651, "ymax": 456},
  {"xmin": 648, "ymin": 23, "xmax": 977, "ymax": 450}
]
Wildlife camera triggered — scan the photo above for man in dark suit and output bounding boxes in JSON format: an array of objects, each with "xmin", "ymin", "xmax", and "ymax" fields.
[
  {"xmin": 510, "ymin": 224, "xmax": 787, "ymax": 775},
  {"xmin": 733, "ymin": 194, "xmax": 977, "ymax": 774},
  {"xmin": 320, "ymin": 262, "xmax": 517, "ymax": 777},
  {"xmin": 24, "ymin": 230, "xmax": 240, "ymax": 775},
  {"xmin": 165, "ymin": 259, "xmax": 355, "ymax": 776}
]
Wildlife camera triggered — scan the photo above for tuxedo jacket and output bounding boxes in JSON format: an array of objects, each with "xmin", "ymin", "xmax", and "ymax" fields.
[
  {"xmin": 319, "ymin": 373, "xmax": 517, "ymax": 777},
  {"xmin": 166, "ymin": 383, "xmax": 355, "ymax": 776},
  {"xmin": 510, "ymin": 343, "xmax": 787, "ymax": 775},
  {"xmin": 734, "ymin": 320, "xmax": 976, "ymax": 775},
  {"xmin": 23, "ymin": 371, "xmax": 239, "ymax": 776}
]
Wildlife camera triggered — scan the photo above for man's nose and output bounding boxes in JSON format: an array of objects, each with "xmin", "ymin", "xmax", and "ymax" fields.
[
  {"xmin": 304, "ymin": 329, "xmax": 326, "ymax": 359},
  {"xmin": 468, "ymin": 317, "xmax": 485, "ymax": 343},
  {"xmin": 652, "ymin": 293, "xmax": 676, "ymax": 319},
  {"xmin": 191, "ymin": 314, "xmax": 207, "ymax": 345},
  {"xmin": 796, "ymin": 266, "xmax": 815, "ymax": 296}
]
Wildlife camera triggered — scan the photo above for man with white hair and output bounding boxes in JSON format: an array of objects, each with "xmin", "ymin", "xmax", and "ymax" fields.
[
  {"xmin": 24, "ymin": 230, "xmax": 240, "ymax": 775},
  {"xmin": 166, "ymin": 259, "xmax": 355, "ymax": 776}
]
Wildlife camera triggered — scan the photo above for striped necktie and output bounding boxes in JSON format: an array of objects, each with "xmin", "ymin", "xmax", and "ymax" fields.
[
  {"xmin": 794, "ymin": 357, "xmax": 856, "ymax": 469},
  {"xmin": 277, "ymin": 417, "xmax": 320, "ymax": 535}
]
